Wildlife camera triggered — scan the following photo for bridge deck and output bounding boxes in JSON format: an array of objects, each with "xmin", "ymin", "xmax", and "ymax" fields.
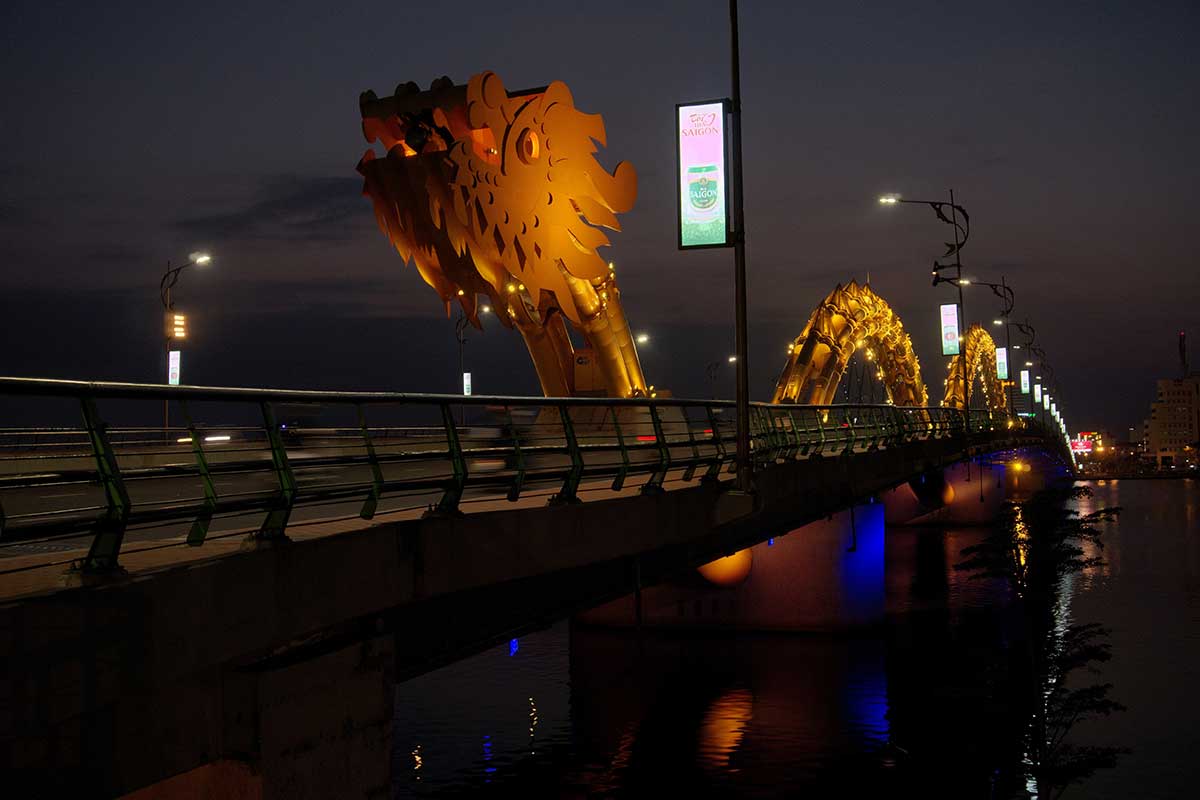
[{"xmin": 0, "ymin": 470, "xmax": 681, "ymax": 602}]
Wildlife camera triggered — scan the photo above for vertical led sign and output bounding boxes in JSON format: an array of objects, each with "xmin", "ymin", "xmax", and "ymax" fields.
[
  {"xmin": 995, "ymin": 347, "xmax": 1009, "ymax": 380},
  {"xmin": 168, "ymin": 350, "xmax": 181, "ymax": 386},
  {"xmin": 677, "ymin": 100, "xmax": 730, "ymax": 248},
  {"xmin": 939, "ymin": 303, "xmax": 960, "ymax": 355},
  {"xmin": 1020, "ymin": 369, "xmax": 1030, "ymax": 394}
]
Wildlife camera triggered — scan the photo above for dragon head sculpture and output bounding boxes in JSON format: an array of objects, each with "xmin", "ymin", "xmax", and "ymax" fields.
[
  {"xmin": 357, "ymin": 71, "xmax": 639, "ymax": 324},
  {"xmin": 358, "ymin": 72, "xmax": 647, "ymax": 397}
]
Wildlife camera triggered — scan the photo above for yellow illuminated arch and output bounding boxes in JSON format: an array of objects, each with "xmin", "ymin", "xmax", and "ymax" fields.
[
  {"xmin": 771, "ymin": 281, "xmax": 928, "ymax": 406},
  {"xmin": 941, "ymin": 323, "xmax": 1008, "ymax": 410}
]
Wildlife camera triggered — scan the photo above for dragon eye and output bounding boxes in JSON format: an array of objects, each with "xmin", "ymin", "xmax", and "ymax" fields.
[{"xmin": 516, "ymin": 128, "xmax": 540, "ymax": 164}]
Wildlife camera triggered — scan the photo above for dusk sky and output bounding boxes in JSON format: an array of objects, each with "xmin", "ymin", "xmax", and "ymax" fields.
[{"xmin": 2, "ymin": 0, "xmax": 1197, "ymax": 434}]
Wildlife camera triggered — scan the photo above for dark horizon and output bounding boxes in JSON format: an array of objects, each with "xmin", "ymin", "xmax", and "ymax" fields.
[{"xmin": 3, "ymin": 0, "xmax": 1198, "ymax": 434}]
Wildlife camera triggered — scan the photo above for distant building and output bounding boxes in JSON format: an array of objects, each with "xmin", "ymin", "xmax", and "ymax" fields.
[{"xmin": 1145, "ymin": 375, "xmax": 1200, "ymax": 468}]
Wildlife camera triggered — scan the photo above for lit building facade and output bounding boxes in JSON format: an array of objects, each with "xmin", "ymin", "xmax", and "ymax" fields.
[{"xmin": 1145, "ymin": 375, "xmax": 1200, "ymax": 468}]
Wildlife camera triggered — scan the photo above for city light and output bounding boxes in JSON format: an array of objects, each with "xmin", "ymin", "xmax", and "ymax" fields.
[
  {"xmin": 481, "ymin": 305, "xmax": 492, "ymax": 314},
  {"xmin": 636, "ymin": 332, "xmax": 650, "ymax": 344},
  {"xmin": 190, "ymin": 252, "xmax": 212, "ymax": 265},
  {"xmin": 992, "ymin": 319, "xmax": 1003, "ymax": 326},
  {"xmin": 728, "ymin": 355, "xmax": 737, "ymax": 363},
  {"xmin": 878, "ymin": 194, "xmax": 900, "ymax": 204}
]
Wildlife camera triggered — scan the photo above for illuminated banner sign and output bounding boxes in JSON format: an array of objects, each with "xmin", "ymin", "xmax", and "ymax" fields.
[
  {"xmin": 1051, "ymin": 403, "xmax": 1057, "ymax": 416},
  {"xmin": 676, "ymin": 100, "xmax": 730, "ymax": 248},
  {"xmin": 1071, "ymin": 439, "xmax": 1091, "ymax": 453},
  {"xmin": 168, "ymin": 350, "xmax": 181, "ymax": 386},
  {"xmin": 1043, "ymin": 394, "xmax": 1051, "ymax": 410},
  {"xmin": 1034, "ymin": 384, "xmax": 1042, "ymax": 403},
  {"xmin": 996, "ymin": 347, "xmax": 1009, "ymax": 380},
  {"xmin": 1020, "ymin": 369, "xmax": 1030, "ymax": 394},
  {"xmin": 462, "ymin": 372, "xmax": 472, "ymax": 396},
  {"xmin": 939, "ymin": 303, "xmax": 960, "ymax": 355}
]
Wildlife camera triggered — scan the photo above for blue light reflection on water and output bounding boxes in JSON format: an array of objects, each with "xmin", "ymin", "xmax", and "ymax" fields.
[{"xmin": 841, "ymin": 503, "xmax": 886, "ymax": 625}]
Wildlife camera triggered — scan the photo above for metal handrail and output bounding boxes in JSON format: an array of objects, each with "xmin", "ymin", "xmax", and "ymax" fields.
[{"xmin": 0, "ymin": 376, "xmax": 1055, "ymax": 573}]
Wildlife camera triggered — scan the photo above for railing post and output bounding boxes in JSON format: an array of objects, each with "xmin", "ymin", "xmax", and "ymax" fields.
[
  {"xmin": 434, "ymin": 402, "xmax": 468, "ymax": 514},
  {"xmin": 358, "ymin": 404, "xmax": 385, "ymax": 520},
  {"xmin": 811, "ymin": 408, "xmax": 827, "ymax": 456},
  {"xmin": 641, "ymin": 402, "xmax": 670, "ymax": 495},
  {"xmin": 703, "ymin": 405, "xmax": 727, "ymax": 482},
  {"xmin": 682, "ymin": 408, "xmax": 702, "ymax": 482},
  {"xmin": 551, "ymin": 403, "xmax": 583, "ymax": 504},
  {"xmin": 784, "ymin": 409, "xmax": 803, "ymax": 459},
  {"xmin": 258, "ymin": 401, "xmax": 296, "ymax": 538},
  {"xmin": 79, "ymin": 396, "xmax": 130, "ymax": 572},
  {"xmin": 505, "ymin": 404, "xmax": 526, "ymax": 501},
  {"xmin": 180, "ymin": 399, "xmax": 218, "ymax": 545},
  {"xmin": 609, "ymin": 405, "xmax": 631, "ymax": 491}
]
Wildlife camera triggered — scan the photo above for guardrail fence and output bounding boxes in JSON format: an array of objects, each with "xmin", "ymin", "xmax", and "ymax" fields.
[{"xmin": 0, "ymin": 377, "xmax": 1030, "ymax": 572}]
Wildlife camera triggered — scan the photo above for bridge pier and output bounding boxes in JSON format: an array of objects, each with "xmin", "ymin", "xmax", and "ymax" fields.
[
  {"xmin": 124, "ymin": 635, "xmax": 395, "ymax": 800},
  {"xmin": 578, "ymin": 502, "xmax": 887, "ymax": 632}
]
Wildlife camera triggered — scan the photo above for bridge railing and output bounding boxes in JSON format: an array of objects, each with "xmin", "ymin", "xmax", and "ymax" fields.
[{"xmin": 0, "ymin": 377, "xmax": 998, "ymax": 572}]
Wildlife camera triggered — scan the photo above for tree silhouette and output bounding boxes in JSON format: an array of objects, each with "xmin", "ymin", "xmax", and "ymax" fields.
[{"xmin": 957, "ymin": 486, "xmax": 1127, "ymax": 798}]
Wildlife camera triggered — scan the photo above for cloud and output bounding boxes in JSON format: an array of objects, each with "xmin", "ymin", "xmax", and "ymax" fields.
[
  {"xmin": 0, "ymin": 201, "xmax": 35, "ymax": 228},
  {"xmin": 85, "ymin": 242, "xmax": 152, "ymax": 265},
  {"xmin": 173, "ymin": 175, "xmax": 368, "ymax": 243}
]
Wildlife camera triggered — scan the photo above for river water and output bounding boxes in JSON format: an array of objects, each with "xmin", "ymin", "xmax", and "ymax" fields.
[{"xmin": 392, "ymin": 479, "xmax": 1198, "ymax": 798}]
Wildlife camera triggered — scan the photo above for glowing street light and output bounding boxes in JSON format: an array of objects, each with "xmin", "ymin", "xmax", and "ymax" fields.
[
  {"xmin": 160, "ymin": 251, "xmax": 213, "ymax": 432},
  {"xmin": 879, "ymin": 189, "xmax": 971, "ymax": 429},
  {"xmin": 635, "ymin": 332, "xmax": 650, "ymax": 345},
  {"xmin": 728, "ymin": 355, "xmax": 737, "ymax": 363},
  {"xmin": 992, "ymin": 319, "xmax": 1003, "ymax": 326}
]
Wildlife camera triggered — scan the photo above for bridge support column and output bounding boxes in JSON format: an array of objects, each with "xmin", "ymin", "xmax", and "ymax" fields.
[
  {"xmin": 251, "ymin": 634, "xmax": 394, "ymax": 800},
  {"xmin": 578, "ymin": 503, "xmax": 887, "ymax": 632},
  {"xmin": 123, "ymin": 635, "xmax": 395, "ymax": 800}
]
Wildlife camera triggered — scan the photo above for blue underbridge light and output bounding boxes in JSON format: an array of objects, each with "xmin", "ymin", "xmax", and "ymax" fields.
[{"xmin": 508, "ymin": 638, "xmax": 519, "ymax": 657}]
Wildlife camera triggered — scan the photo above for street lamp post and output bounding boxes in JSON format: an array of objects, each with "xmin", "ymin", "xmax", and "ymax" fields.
[
  {"xmin": 729, "ymin": 0, "xmax": 751, "ymax": 493},
  {"xmin": 879, "ymin": 191, "xmax": 972, "ymax": 432},
  {"xmin": 159, "ymin": 252, "xmax": 211, "ymax": 434},
  {"xmin": 974, "ymin": 277, "xmax": 1017, "ymax": 417},
  {"xmin": 455, "ymin": 303, "xmax": 491, "ymax": 426}
]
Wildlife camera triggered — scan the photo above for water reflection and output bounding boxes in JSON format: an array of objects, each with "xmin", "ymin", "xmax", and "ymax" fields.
[
  {"xmin": 697, "ymin": 687, "xmax": 752, "ymax": 772},
  {"xmin": 386, "ymin": 482, "xmax": 1195, "ymax": 797},
  {"xmin": 392, "ymin": 525, "xmax": 1035, "ymax": 797},
  {"xmin": 957, "ymin": 485, "xmax": 1128, "ymax": 797}
]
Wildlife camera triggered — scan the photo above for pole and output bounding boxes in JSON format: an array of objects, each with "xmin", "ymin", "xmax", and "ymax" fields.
[
  {"xmin": 1002, "ymin": 276, "xmax": 1014, "ymax": 418},
  {"xmin": 455, "ymin": 312, "xmax": 467, "ymax": 426},
  {"xmin": 948, "ymin": 190, "xmax": 970, "ymax": 480},
  {"xmin": 949, "ymin": 189, "xmax": 968, "ymax": 431},
  {"xmin": 163, "ymin": 273, "xmax": 171, "ymax": 437},
  {"xmin": 730, "ymin": 0, "xmax": 751, "ymax": 493}
]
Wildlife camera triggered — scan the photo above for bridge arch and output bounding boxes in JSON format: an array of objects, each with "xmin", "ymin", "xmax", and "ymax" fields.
[
  {"xmin": 772, "ymin": 281, "xmax": 928, "ymax": 406},
  {"xmin": 941, "ymin": 323, "xmax": 1007, "ymax": 410}
]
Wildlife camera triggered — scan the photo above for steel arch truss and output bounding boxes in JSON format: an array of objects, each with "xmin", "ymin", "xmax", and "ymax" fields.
[{"xmin": 771, "ymin": 281, "xmax": 928, "ymax": 407}]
